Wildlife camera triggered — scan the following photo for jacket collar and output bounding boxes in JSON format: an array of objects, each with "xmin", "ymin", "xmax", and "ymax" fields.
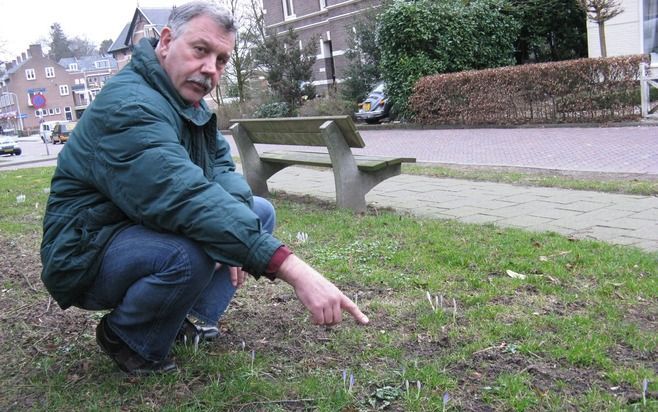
[{"xmin": 131, "ymin": 38, "xmax": 213, "ymax": 126}]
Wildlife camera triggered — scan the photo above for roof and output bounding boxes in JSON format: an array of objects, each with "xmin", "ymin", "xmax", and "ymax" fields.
[
  {"xmin": 58, "ymin": 55, "xmax": 119, "ymax": 72},
  {"xmin": 107, "ymin": 23, "xmax": 131, "ymax": 53},
  {"xmin": 140, "ymin": 7, "xmax": 172, "ymax": 29},
  {"xmin": 126, "ymin": 7, "xmax": 173, "ymax": 45}
]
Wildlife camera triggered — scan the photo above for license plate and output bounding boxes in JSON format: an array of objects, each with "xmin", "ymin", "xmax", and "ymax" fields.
[{"xmin": 363, "ymin": 102, "xmax": 371, "ymax": 111}]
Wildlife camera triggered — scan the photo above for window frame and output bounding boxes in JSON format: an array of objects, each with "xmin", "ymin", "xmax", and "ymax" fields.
[
  {"xmin": 282, "ymin": 0, "xmax": 295, "ymax": 19},
  {"xmin": 94, "ymin": 59, "xmax": 110, "ymax": 69},
  {"xmin": 25, "ymin": 68, "xmax": 36, "ymax": 80}
]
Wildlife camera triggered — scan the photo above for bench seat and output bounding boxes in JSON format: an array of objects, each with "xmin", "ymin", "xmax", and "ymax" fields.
[{"xmin": 260, "ymin": 150, "xmax": 416, "ymax": 172}]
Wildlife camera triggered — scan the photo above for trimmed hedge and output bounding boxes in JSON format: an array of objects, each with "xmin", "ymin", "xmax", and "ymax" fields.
[{"xmin": 410, "ymin": 55, "xmax": 648, "ymax": 125}]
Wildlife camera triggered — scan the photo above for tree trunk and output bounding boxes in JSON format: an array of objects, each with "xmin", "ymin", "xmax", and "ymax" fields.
[{"xmin": 598, "ymin": 21, "xmax": 607, "ymax": 57}]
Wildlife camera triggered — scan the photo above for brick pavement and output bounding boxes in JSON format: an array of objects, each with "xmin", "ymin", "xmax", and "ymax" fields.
[{"xmin": 353, "ymin": 125, "xmax": 658, "ymax": 174}]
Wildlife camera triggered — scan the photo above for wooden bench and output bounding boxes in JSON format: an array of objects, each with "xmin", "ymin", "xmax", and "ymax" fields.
[{"xmin": 229, "ymin": 116, "xmax": 416, "ymax": 212}]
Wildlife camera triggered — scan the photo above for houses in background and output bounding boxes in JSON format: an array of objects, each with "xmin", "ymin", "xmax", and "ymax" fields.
[
  {"xmin": 0, "ymin": 44, "xmax": 118, "ymax": 133},
  {"xmin": 0, "ymin": 6, "xmax": 171, "ymax": 135},
  {"xmin": 2, "ymin": 0, "xmax": 655, "ymax": 134}
]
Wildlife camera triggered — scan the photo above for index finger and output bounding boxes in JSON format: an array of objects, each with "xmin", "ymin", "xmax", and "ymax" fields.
[{"xmin": 340, "ymin": 295, "xmax": 369, "ymax": 325}]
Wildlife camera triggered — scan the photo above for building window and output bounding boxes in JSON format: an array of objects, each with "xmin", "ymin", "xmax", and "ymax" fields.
[
  {"xmin": 143, "ymin": 24, "xmax": 159, "ymax": 39},
  {"xmin": 320, "ymin": 0, "xmax": 327, "ymax": 8},
  {"xmin": 45, "ymin": 67, "xmax": 55, "ymax": 78},
  {"xmin": 94, "ymin": 59, "xmax": 110, "ymax": 69},
  {"xmin": 65, "ymin": 106, "xmax": 72, "ymax": 121},
  {"xmin": 282, "ymin": 0, "xmax": 295, "ymax": 19},
  {"xmin": 48, "ymin": 108, "xmax": 54, "ymax": 115},
  {"xmin": 68, "ymin": 63, "xmax": 78, "ymax": 71},
  {"xmin": 55, "ymin": 107, "xmax": 61, "ymax": 114},
  {"xmin": 25, "ymin": 69, "xmax": 36, "ymax": 80},
  {"xmin": 59, "ymin": 85, "xmax": 70, "ymax": 96},
  {"xmin": 645, "ymin": 0, "xmax": 658, "ymax": 54}
]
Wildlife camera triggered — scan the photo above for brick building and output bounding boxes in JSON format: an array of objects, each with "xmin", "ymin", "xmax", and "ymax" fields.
[
  {"xmin": 262, "ymin": 0, "xmax": 382, "ymax": 93},
  {"xmin": 0, "ymin": 44, "xmax": 118, "ymax": 133},
  {"xmin": 0, "ymin": 44, "xmax": 78, "ymax": 133},
  {"xmin": 58, "ymin": 56, "xmax": 119, "ymax": 119}
]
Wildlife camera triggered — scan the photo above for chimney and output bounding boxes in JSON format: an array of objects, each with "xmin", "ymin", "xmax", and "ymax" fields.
[
  {"xmin": 16, "ymin": 55, "xmax": 21, "ymax": 63},
  {"xmin": 21, "ymin": 52, "xmax": 27, "ymax": 61},
  {"xmin": 28, "ymin": 44, "xmax": 43, "ymax": 58},
  {"xmin": 6, "ymin": 62, "xmax": 13, "ymax": 70}
]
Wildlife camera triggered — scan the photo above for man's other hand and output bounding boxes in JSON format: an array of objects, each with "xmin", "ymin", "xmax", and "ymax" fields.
[{"xmin": 215, "ymin": 263, "xmax": 247, "ymax": 288}]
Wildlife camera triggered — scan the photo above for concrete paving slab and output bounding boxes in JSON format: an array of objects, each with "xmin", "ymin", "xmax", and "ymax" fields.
[
  {"xmin": 555, "ymin": 200, "xmax": 611, "ymax": 212},
  {"xmin": 497, "ymin": 215, "xmax": 554, "ymax": 228}
]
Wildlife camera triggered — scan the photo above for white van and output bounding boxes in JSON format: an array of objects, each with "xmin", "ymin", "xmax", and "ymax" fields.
[{"xmin": 39, "ymin": 121, "xmax": 61, "ymax": 143}]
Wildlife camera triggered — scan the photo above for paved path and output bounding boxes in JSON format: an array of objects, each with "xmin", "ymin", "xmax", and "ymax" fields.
[
  {"xmin": 266, "ymin": 167, "xmax": 658, "ymax": 252},
  {"xmin": 354, "ymin": 125, "xmax": 658, "ymax": 174},
  {"xmin": 2, "ymin": 126, "xmax": 657, "ymax": 253}
]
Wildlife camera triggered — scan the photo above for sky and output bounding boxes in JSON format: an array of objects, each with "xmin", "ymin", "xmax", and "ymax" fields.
[{"xmin": 0, "ymin": 0, "xmax": 178, "ymax": 61}]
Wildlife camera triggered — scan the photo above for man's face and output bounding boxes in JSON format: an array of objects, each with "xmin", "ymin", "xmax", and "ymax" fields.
[{"xmin": 157, "ymin": 15, "xmax": 235, "ymax": 104}]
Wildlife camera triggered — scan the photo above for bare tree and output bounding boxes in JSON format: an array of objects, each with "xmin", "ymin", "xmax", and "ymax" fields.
[
  {"xmin": 69, "ymin": 36, "xmax": 98, "ymax": 58},
  {"xmin": 209, "ymin": 0, "xmax": 265, "ymax": 105},
  {"xmin": 577, "ymin": 0, "xmax": 623, "ymax": 57}
]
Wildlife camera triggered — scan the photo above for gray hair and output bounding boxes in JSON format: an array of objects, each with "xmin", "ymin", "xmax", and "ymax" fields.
[{"xmin": 168, "ymin": 1, "xmax": 238, "ymax": 38}]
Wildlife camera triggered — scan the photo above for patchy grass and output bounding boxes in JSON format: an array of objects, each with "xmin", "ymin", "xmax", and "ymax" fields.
[
  {"xmin": 403, "ymin": 163, "xmax": 658, "ymax": 196},
  {"xmin": 1, "ymin": 167, "xmax": 657, "ymax": 411}
]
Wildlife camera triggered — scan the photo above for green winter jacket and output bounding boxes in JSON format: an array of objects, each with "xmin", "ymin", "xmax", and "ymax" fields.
[{"xmin": 40, "ymin": 38, "xmax": 282, "ymax": 309}]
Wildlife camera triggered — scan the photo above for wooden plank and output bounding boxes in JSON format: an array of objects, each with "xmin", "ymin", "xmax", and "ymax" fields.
[
  {"xmin": 229, "ymin": 116, "xmax": 366, "ymax": 148},
  {"xmin": 260, "ymin": 150, "xmax": 415, "ymax": 172}
]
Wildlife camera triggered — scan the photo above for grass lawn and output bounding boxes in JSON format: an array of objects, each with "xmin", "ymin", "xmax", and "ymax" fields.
[
  {"xmin": 403, "ymin": 164, "xmax": 658, "ymax": 196},
  {"xmin": 0, "ymin": 166, "xmax": 656, "ymax": 411}
]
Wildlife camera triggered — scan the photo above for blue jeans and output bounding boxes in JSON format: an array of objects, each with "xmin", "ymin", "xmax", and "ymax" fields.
[{"xmin": 77, "ymin": 196, "xmax": 276, "ymax": 361}]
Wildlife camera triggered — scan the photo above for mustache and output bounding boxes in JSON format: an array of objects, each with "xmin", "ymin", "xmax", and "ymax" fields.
[{"xmin": 187, "ymin": 75, "xmax": 213, "ymax": 93}]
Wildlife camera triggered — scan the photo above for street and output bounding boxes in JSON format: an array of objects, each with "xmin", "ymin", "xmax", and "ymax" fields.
[
  {"xmin": 2, "ymin": 123, "xmax": 658, "ymax": 176},
  {"xmin": 0, "ymin": 135, "xmax": 63, "ymax": 169}
]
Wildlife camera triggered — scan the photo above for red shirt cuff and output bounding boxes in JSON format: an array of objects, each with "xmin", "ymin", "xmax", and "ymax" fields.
[{"xmin": 264, "ymin": 245, "xmax": 293, "ymax": 279}]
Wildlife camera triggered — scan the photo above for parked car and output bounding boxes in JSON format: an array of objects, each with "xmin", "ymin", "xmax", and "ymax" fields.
[
  {"xmin": 0, "ymin": 135, "xmax": 22, "ymax": 156},
  {"xmin": 51, "ymin": 121, "xmax": 77, "ymax": 144},
  {"xmin": 39, "ymin": 121, "xmax": 61, "ymax": 143},
  {"xmin": 355, "ymin": 82, "xmax": 393, "ymax": 124}
]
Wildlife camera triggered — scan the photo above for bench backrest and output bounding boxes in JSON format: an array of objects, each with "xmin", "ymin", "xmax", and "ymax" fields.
[{"xmin": 229, "ymin": 116, "xmax": 366, "ymax": 148}]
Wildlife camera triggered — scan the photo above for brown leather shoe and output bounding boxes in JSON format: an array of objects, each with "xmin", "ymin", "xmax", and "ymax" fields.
[{"xmin": 96, "ymin": 315, "xmax": 177, "ymax": 375}]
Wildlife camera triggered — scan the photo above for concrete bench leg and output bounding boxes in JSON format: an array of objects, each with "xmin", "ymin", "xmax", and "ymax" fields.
[
  {"xmin": 231, "ymin": 123, "xmax": 286, "ymax": 197},
  {"xmin": 320, "ymin": 120, "xmax": 368, "ymax": 212}
]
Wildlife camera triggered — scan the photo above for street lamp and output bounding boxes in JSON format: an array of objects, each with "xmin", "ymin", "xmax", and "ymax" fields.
[{"xmin": 1, "ymin": 92, "xmax": 23, "ymax": 132}]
